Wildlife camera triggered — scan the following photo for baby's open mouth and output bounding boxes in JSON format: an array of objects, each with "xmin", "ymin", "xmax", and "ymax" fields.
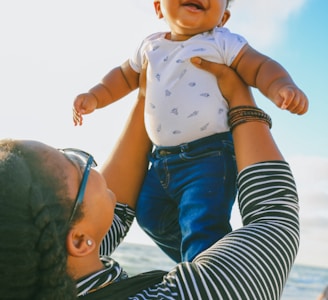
[{"xmin": 182, "ymin": 1, "xmax": 205, "ymax": 10}]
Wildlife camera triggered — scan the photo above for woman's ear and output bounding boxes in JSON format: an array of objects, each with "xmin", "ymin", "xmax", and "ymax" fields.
[
  {"xmin": 218, "ymin": 9, "xmax": 231, "ymax": 27},
  {"xmin": 66, "ymin": 228, "xmax": 96, "ymax": 257},
  {"xmin": 154, "ymin": 1, "xmax": 164, "ymax": 19}
]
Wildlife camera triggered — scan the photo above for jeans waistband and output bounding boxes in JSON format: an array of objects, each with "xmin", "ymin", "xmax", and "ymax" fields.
[{"xmin": 153, "ymin": 132, "xmax": 232, "ymax": 156}]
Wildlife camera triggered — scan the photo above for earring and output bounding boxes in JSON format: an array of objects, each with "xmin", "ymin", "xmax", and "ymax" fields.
[{"xmin": 86, "ymin": 239, "xmax": 93, "ymax": 246}]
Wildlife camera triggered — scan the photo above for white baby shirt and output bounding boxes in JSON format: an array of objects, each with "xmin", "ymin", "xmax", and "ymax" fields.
[{"xmin": 129, "ymin": 27, "xmax": 247, "ymax": 146}]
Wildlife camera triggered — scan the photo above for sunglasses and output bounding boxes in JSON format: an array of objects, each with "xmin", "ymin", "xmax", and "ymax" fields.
[{"xmin": 59, "ymin": 148, "xmax": 97, "ymax": 224}]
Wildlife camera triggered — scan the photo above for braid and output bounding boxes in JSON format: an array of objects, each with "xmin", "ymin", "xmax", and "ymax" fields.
[
  {"xmin": 31, "ymin": 185, "xmax": 76, "ymax": 300},
  {"xmin": 0, "ymin": 141, "xmax": 76, "ymax": 299}
]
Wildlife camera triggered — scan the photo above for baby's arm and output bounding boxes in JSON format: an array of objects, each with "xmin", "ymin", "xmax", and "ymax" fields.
[
  {"xmin": 73, "ymin": 60, "xmax": 139, "ymax": 126},
  {"xmin": 231, "ymin": 44, "xmax": 309, "ymax": 115}
]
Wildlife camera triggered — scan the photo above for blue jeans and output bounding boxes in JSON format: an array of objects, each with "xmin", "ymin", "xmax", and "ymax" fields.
[{"xmin": 136, "ymin": 132, "xmax": 237, "ymax": 262}]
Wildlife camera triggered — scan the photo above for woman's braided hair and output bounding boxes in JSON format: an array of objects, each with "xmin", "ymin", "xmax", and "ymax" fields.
[{"xmin": 0, "ymin": 140, "xmax": 76, "ymax": 299}]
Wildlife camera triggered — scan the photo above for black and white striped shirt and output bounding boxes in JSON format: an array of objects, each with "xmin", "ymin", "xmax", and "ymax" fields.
[{"xmin": 80, "ymin": 161, "xmax": 300, "ymax": 300}]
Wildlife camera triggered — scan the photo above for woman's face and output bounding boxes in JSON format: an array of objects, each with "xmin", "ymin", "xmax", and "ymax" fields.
[
  {"xmin": 23, "ymin": 140, "xmax": 116, "ymax": 243},
  {"xmin": 74, "ymin": 164, "xmax": 117, "ymax": 242}
]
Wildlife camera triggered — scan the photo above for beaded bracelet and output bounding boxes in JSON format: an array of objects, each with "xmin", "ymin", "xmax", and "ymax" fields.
[{"xmin": 228, "ymin": 105, "xmax": 272, "ymax": 131}]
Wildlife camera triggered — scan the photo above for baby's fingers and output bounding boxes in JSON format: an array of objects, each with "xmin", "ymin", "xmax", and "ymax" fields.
[
  {"xmin": 280, "ymin": 88, "xmax": 309, "ymax": 115},
  {"xmin": 293, "ymin": 91, "xmax": 309, "ymax": 115},
  {"xmin": 73, "ymin": 107, "xmax": 83, "ymax": 126}
]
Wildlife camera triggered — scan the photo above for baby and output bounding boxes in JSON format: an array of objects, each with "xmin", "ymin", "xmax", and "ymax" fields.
[{"xmin": 73, "ymin": 0, "xmax": 308, "ymax": 262}]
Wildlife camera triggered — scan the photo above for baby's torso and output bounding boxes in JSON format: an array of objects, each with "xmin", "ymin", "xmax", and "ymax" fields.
[{"xmin": 131, "ymin": 28, "xmax": 247, "ymax": 146}]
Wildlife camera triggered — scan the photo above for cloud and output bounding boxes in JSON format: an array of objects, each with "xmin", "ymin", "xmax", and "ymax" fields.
[
  {"xmin": 227, "ymin": 0, "xmax": 307, "ymax": 49},
  {"xmin": 289, "ymin": 155, "xmax": 328, "ymax": 193},
  {"xmin": 288, "ymin": 155, "xmax": 328, "ymax": 223},
  {"xmin": 290, "ymin": 155, "xmax": 328, "ymax": 232},
  {"xmin": 287, "ymin": 155, "xmax": 328, "ymax": 267}
]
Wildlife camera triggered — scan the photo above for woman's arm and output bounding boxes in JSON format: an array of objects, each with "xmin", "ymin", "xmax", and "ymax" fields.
[
  {"xmin": 100, "ymin": 95, "xmax": 152, "ymax": 210},
  {"xmin": 99, "ymin": 92, "xmax": 151, "ymax": 255}
]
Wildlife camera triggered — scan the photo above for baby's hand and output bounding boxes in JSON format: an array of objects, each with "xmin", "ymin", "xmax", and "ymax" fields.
[
  {"xmin": 274, "ymin": 85, "xmax": 309, "ymax": 115},
  {"xmin": 72, "ymin": 93, "xmax": 98, "ymax": 126}
]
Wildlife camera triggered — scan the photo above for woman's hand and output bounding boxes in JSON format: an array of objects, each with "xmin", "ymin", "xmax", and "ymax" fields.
[{"xmin": 190, "ymin": 57, "xmax": 256, "ymax": 108}]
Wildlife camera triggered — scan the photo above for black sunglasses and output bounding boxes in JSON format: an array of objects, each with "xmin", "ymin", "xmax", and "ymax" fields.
[{"xmin": 59, "ymin": 148, "xmax": 97, "ymax": 223}]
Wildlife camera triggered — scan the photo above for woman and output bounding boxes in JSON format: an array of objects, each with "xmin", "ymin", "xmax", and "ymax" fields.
[{"xmin": 0, "ymin": 61, "xmax": 300, "ymax": 299}]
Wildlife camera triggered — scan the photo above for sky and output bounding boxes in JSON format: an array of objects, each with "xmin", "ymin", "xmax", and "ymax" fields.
[{"xmin": 0, "ymin": 0, "xmax": 327, "ymax": 268}]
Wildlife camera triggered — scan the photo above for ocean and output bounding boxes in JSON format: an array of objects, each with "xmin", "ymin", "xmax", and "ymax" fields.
[{"xmin": 111, "ymin": 242, "xmax": 328, "ymax": 300}]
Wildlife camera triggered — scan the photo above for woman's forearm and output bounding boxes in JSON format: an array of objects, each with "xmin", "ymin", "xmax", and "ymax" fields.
[{"xmin": 100, "ymin": 96, "xmax": 152, "ymax": 210}]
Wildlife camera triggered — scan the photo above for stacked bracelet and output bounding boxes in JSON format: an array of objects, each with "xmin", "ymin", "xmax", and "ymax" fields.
[{"xmin": 228, "ymin": 105, "xmax": 272, "ymax": 131}]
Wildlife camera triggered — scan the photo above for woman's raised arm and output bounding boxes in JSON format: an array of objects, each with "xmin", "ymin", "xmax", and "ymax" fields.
[{"xmin": 100, "ymin": 96, "xmax": 151, "ymax": 210}]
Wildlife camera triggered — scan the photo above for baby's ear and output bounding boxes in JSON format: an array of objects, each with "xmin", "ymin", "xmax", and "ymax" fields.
[
  {"xmin": 218, "ymin": 9, "xmax": 231, "ymax": 27},
  {"xmin": 154, "ymin": 1, "xmax": 164, "ymax": 19}
]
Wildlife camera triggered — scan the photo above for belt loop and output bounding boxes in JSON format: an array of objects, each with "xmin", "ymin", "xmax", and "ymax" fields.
[{"xmin": 180, "ymin": 143, "xmax": 188, "ymax": 152}]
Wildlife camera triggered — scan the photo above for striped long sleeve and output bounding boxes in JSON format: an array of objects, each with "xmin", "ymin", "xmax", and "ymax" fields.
[
  {"xmin": 131, "ymin": 161, "xmax": 300, "ymax": 299},
  {"xmin": 100, "ymin": 203, "xmax": 135, "ymax": 256}
]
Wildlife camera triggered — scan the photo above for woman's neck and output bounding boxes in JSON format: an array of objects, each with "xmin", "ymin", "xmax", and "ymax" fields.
[{"xmin": 67, "ymin": 253, "xmax": 105, "ymax": 280}]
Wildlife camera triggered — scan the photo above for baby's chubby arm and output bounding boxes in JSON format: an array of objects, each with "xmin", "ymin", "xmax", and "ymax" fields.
[
  {"xmin": 231, "ymin": 44, "xmax": 309, "ymax": 115},
  {"xmin": 73, "ymin": 60, "xmax": 139, "ymax": 126}
]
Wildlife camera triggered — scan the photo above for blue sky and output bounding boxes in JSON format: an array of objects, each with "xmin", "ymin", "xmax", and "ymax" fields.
[{"xmin": 0, "ymin": 0, "xmax": 327, "ymax": 267}]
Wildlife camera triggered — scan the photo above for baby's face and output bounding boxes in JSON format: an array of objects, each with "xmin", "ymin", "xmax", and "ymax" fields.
[{"xmin": 154, "ymin": 0, "xmax": 229, "ymax": 41}]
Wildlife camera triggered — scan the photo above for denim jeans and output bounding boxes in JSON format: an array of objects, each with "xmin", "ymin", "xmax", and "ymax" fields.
[{"xmin": 135, "ymin": 132, "xmax": 237, "ymax": 262}]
